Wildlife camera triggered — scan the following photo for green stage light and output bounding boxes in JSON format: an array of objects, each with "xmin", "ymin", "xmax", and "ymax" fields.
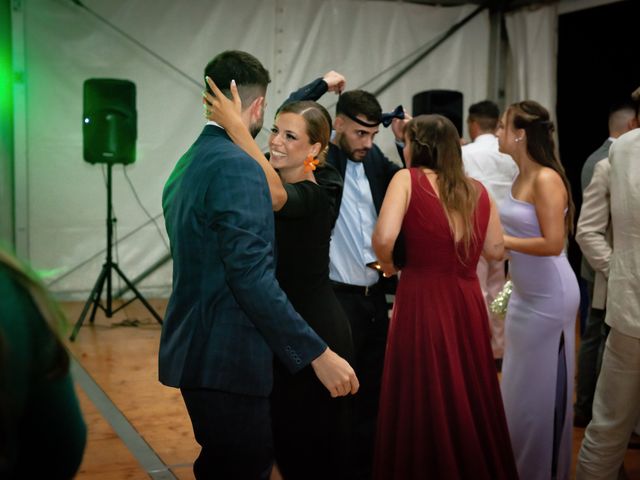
[{"xmin": 0, "ymin": 51, "xmax": 11, "ymax": 116}]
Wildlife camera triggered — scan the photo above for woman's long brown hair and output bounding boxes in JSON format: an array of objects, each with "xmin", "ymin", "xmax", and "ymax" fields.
[
  {"xmin": 405, "ymin": 114, "xmax": 478, "ymax": 259},
  {"xmin": 507, "ymin": 100, "xmax": 575, "ymax": 233}
]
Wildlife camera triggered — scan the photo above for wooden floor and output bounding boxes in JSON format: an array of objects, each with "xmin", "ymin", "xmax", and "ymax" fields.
[{"xmin": 63, "ymin": 299, "xmax": 640, "ymax": 479}]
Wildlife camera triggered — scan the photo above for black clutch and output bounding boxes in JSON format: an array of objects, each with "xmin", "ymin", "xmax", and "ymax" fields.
[{"xmin": 392, "ymin": 231, "xmax": 406, "ymax": 269}]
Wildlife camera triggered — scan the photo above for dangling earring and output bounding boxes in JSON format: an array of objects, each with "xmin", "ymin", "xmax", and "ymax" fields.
[{"xmin": 304, "ymin": 155, "xmax": 319, "ymax": 172}]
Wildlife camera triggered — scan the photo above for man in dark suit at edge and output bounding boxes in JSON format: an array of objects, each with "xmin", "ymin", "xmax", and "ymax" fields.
[{"xmin": 159, "ymin": 50, "xmax": 359, "ymax": 480}]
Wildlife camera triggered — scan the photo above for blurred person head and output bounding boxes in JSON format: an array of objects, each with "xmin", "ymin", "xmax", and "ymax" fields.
[
  {"xmin": 467, "ymin": 100, "xmax": 500, "ymax": 140},
  {"xmin": 607, "ymin": 103, "xmax": 637, "ymax": 138}
]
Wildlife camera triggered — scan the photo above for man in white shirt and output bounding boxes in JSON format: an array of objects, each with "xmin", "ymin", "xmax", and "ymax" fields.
[{"xmin": 462, "ymin": 100, "xmax": 518, "ymax": 366}]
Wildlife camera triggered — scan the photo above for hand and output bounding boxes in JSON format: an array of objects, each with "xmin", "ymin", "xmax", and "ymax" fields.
[
  {"xmin": 203, "ymin": 76, "xmax": 243, "ymax": 130},
  {"xmin": 503, "ymin": 234, "xmax": 514, "ymax": 251},
  {"xmin": 379, "ymin": 261, "xmax": 398, "ymax": 278},
  {"xmin": 391, "ymin": 111, "xmax": 411, "ymax": 142},
  {"xmin": 322, "ymin": 70, "xmax": 346, "ymax": 94},
  {"xmin": 311, "ymin": 348, "xmax": 359, "ymax": 398}
]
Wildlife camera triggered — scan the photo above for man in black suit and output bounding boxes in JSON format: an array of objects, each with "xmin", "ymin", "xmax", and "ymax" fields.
[
  {"xmin": 286, "ymin": 78, "xmax": 407, "ymax": 478},
  {"xmin": 160, "ymin": 51, "xmax": 358, "ymax": 480}
]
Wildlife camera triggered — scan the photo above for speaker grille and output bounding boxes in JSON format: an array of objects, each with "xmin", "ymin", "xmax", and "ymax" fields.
[{"xmin": 412, "ymin": 90, "xmax": 463, "ymax": 136}]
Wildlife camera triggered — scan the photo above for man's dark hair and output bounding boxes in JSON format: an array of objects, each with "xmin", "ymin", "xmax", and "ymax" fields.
[
  {"xmin": 607, "ymin": 102, "xmax": 636, "ymax": 136},
  {"xmin": 204, "ymin": 50, "xmax": 271, "ymax": 110},
  {"xmin": 468, "ymin": 100, "xmax": 500, "ymax": 131},
  {"xmin": 631, "ymin": 86, "xmax": 640, "ymax": 118},
  {"xmin": 336, "ymin": 90, "xmax": 382, "ymax": 124}
]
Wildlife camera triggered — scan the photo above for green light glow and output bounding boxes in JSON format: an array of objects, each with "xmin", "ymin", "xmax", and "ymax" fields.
[
  {"xmin": 0, "ymin": 0, "xmax": 10, "ymax": 117},
  {"xmin": 34, "ymin": 267, "xmax": 68, "ymax": 280},
  {"xmin": 0, "ymin": 50, "xmax": 10, "ymax": 116}
]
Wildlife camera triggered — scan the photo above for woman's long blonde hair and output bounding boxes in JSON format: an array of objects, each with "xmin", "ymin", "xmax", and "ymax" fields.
[{"xmin": 404, "ymin": 114, "xmax": 478, "ymax": 258}]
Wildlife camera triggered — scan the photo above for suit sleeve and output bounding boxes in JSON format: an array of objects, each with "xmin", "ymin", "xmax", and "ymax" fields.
[
  {"xmin": 206, "ymin": 152, "xmax": 327, "ymax": 373},
  {"xmin": 280, "ymin": 77, "xmax": 328, "ymax": 109},
  {"xmin": 314, "ymin": 163, "xmax": 344, "ymax": 229},
  {"xmin": 576, "ymin": 159, "xmax": 612, "ymax": 278},
  {"xmin": 383, "ymin": 148, "xmax": 404, "ymax": 182},
  {"xmin": 395, "ymin": 142, "xmax": 406, "ymax": 167}
]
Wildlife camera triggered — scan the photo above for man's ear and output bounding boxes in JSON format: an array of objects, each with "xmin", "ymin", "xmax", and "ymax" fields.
[
  {"xmin": 467, "ymin": 119, "xmax": 478, "ymax": 137},
  {"xmin": 250, "ymin": 96, "xmax": 264, "ymax": 117},
  {"xmin": 334, "ymin": 115, "xmax": 344, "ymax": 133}
]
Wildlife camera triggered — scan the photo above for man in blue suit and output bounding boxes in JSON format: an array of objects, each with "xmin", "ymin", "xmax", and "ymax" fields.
[{"xmin": 160, "ymin": 50, "xmax": 358, "ymax": 480}]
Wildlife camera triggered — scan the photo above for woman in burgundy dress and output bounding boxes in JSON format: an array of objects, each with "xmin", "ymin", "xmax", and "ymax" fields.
[{"xmin": 372, "ymin": 114, "xmax": 518, "ymax": 479}]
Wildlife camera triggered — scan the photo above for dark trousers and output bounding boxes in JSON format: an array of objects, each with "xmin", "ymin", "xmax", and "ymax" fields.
[
  {"xmin": 181, "ymin": 388, "xmax": 273, "ymax": 480},
  {"xmin": 271, "ymin": 362, "xmax": 353, "ymax": 480},
  {"xmin": 575, "ymin": 281, "xmax": 608, "ymax": 420},
  {"xmin": 333, "ymin": 286, "xmax": 389, "ymax": 480}
]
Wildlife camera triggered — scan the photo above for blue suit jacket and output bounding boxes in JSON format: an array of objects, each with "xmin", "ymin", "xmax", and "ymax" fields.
[{"xmin": 159, "ymin": 125, "xmax": 327, "ymax": 397}]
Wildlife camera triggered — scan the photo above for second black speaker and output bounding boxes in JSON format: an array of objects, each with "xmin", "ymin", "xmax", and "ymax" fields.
[
  {"xmin": 412, "ymin": 90, "xmax": 463, "ymax": 137},
  {"xmin": 83, "ymin": 78, "xmax": 137, "ymax": 165}
]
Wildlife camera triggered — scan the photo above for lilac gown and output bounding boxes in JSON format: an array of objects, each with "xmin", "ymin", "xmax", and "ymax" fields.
[{"xmin": 499, "ymin": 190, "xmax": 579, "ymax": 480}]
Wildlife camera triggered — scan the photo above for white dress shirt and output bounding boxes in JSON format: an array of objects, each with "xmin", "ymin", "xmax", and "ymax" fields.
[
  {"xmin": 462, "ymin": 133, "xmax": 519, "ymax": 208},
  {"xmin": 329, "ymin": 160, "xmax": 379, "ymax": 287}
]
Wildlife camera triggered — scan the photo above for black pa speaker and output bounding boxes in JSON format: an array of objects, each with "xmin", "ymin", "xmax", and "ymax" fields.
[
  {"xmin": 412, "ymin": 90, "xmax": 464, "ymax": 137},
  {"xmin": 83, "ymin": 79, "xmax": 136, "ymax": 165}
]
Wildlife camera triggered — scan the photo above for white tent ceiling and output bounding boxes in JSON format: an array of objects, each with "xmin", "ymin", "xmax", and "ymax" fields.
[{"xmin": 3, "ymin": 0, "xmax": 622, "ymax": 299}]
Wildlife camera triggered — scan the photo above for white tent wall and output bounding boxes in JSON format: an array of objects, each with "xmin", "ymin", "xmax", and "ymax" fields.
[
  {"xmin": 504, "ymin": 3, "xmax": 558, "ymax": 115},
  {"xmin": 15, "ymin": 0, "xmax": 492, "ymax": 299}
]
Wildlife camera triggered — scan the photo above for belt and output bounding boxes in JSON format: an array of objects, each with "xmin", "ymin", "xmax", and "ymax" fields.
[{"xmin": 331, "ymin": 280, "xmax": 379, "ymax": 297}]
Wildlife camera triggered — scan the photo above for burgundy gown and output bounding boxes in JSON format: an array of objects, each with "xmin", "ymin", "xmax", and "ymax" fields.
[{"xmin": 373, "ymin": 168, "xmax": 518, "ymax": 480}]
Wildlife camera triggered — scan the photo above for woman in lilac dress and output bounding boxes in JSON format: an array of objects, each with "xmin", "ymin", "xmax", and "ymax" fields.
[{"xmin": 497, "ymin": 100, "xmax": 579, "ymax": 480}]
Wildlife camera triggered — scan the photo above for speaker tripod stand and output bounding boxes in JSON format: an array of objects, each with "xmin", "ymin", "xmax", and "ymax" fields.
[{"xmin": 70, "ymin": 163, "xmax": 162, "ymax": 341}]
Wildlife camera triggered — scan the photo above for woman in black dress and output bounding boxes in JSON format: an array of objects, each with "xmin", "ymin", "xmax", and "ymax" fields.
[{"xmin": 205, "ymin": 78, "xmax": 354, "ymax": 480}]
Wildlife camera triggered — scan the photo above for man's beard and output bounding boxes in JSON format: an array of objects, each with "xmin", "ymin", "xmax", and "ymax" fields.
[
  {"xmin": 249, "ymin": 118, "xmax": 264, "ymax": 139},
  {"xmin": 337, "ymin": 134, "xmax": 369, "ymax": 161}
]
